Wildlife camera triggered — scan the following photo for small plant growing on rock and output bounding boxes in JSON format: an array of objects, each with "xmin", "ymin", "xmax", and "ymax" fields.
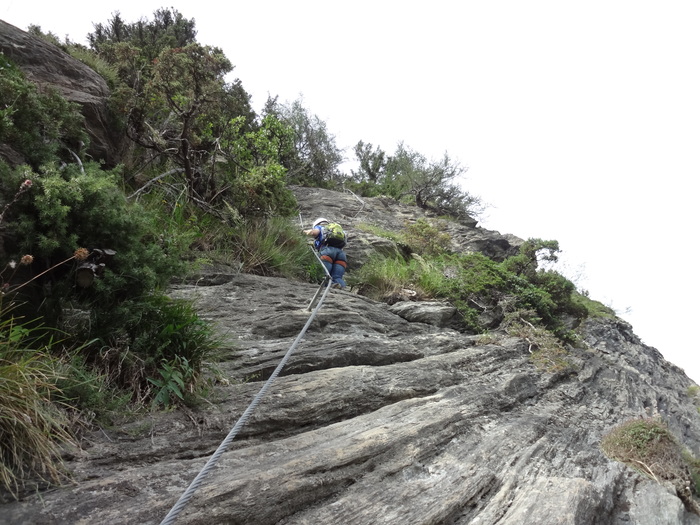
[
  {"xmin": 402, "ymin": 218, "xmax": 451, "ymax": 256},
  {"xmin": 686, "ymin": 386, "xmax": 700, "ymax": 416},
  {"xmin": 601, "ymin": 417, "xmax": 700, "ymax": 514},
  {"xmin": 501, "ymin": 310, "xmax": 576, "ymax": 373}
]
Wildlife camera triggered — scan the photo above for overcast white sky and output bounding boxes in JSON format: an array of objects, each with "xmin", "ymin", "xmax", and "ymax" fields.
[{"xmin": 3, "ymin": 1, "xmax": 699, "ymax": 382}]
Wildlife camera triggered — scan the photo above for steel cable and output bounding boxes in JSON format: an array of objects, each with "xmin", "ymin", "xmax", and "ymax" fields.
[{"xmin": 160, "ymin": 270, "xmax": 333, "ymax": 524}]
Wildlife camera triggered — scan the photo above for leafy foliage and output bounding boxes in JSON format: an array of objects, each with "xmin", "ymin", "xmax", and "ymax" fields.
[
  {"xmin": 148, "ymin": 358, "xmax": 188, "ymax": 407},
  {"xmin": 0, "ymin": 56, "xmax": 87, "ymax": 169},
  {"xmin": 0, "ymin": 162, "xmax": 222, "ymax": 411},
  {"xmin": 265, "ymin": 97, "xmax": 344, "ymax": 187},
  {"xmin": 348, "ymin": 141, "xmax": 482, "ymax": 220},
  {"xmin": 88, "ymin": 8, "xmax": 198, "ymax": 62},
  {"xmin": 214, "ymin": 115, "xmax": 298, "ymax": 217},
  {"xmin": 3, "ymin": 164, "xmax": 184, "ymax": 311}
]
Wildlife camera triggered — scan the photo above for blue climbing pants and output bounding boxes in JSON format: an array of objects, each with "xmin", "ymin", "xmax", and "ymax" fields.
[{"xmin": 319, "ymin": 246, "xmax": 347, "ymax": 288}]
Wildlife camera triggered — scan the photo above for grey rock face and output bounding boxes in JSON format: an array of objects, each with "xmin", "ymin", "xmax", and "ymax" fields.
[
  {"xmin": 3, "ymin": 267, "xmax": 700, "ymax": 525},
  {"xmin": 388, "ymin": 300, "xmax": 459, "ymax": 328},
  {"xmin": 292, "ymin": 185, "xmax": 522, "ymax": 270}
]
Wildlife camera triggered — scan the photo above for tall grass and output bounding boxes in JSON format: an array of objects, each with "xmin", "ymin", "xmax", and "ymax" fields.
[
  {"xmin": 231, "ymin": 217, "xmax": 320, "ymax": 278},
  {"xmin": 195, "ymin": 214, "xmax": 321, "ymax": 281},
  {"xmin": 352, "ymin": 256, "xmax": 423, "ymax": 299},
  {"xmin": 0, "ymin": 308, "xmax": 74, "ymax": 499}
]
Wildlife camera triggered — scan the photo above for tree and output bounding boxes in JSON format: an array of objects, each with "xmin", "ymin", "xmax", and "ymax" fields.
[
  {"xmin": 264, "ymin": 97, "xmax": 344, "ymax": 187},
  {"xmin": 89, "ymin": 10, "xmax": 263, "ymax": 207},
  {"xmin": 381, "ymin": 143, "xmax": 481, "ymax": 220},
  {"xmin": 119, "ymin": 43, "xmax": 236, "ymax": 199},
  {"xmin": 89, "ymin": 8, "xmax": 197, "ymax": 62},
  {"xmin": 352, "ymin": 140, "xmax": 387, "ymax": 184}
]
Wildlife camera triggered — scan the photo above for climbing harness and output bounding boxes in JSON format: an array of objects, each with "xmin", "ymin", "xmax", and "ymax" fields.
[
  {"xmin": 159, "ymin": 219, "xmax": 333, "ymax": 525},
  {"xmin": 302, "ymin": 212, "xmax": 334, "ymax": 311}
]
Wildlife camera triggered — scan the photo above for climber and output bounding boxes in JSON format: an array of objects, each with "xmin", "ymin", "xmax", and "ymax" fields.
[{"xmin": 304, "ymin": 217, "xmax": 348, "ymax": 289}]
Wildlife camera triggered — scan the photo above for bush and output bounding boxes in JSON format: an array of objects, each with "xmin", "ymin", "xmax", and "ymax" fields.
[
  {"xmin": 2, "ymin": 162, "xmax": 186, "ymax": 323},
  {"xmin": 0, "ymin": 163, "xmax": 224, "ymax": 406},
  {"xmin": 227, "ymin": 163, "xmax": 298, "ymax": 218},
  {"xmin": 73, "ymin": 292, "xmax": 219, "ymax": 406},
  {"xmin": 403, "ymin": 218, "xmax": 451, "ymax": 256},
  {"xmin": 0, "ymin": 57, "xmax": 88, "ymax": 169}
]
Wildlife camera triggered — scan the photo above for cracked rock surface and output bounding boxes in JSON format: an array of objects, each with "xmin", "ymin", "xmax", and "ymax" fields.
[{"xmin": 4, "ymin": 270, "xmax": 700, "ymax": 525}]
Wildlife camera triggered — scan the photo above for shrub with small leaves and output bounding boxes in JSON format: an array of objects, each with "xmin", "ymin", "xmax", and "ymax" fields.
[
  {"xmin": 403, "ymin": 218, "xmax": 451, "ymax": 256},
  {"xmin": 0, "ymin": 57, "xmax": 87, "ymax": 169}
]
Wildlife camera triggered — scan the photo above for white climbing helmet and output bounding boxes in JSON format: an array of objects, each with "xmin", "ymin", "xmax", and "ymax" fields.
[{"xmin": 313, "ymin": 217, "xmax": 329, "ymax": 228}]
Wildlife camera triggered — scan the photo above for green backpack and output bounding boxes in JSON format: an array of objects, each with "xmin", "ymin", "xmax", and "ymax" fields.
[{"xmin": 322, "ymin": 222, "xmax": 347, "ymax": 248}]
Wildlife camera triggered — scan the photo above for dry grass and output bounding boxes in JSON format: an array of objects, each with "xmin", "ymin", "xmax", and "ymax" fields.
[
  {"xmin": 0, "ymin": 330, "xmax": 75, "ymax": 500},
  {"xmin": 601, "ymin": 418, "xmax": 700, "ymax": 515}
]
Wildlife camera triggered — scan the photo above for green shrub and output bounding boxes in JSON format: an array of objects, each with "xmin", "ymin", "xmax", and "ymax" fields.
[
  {"xmin": 499, "ymin": 240, "xmax": 587, "ymax": 342},
  {"xmin": 227, "ymin": 163, "xmax": 298, "ymax": 218},
  {"xmin": 2, "ymin": 162, "xmax": 186, "ymax": 325},
  {"xmin": 0, "ymin": 56, "xmax": 88, "ymax": 169},
  {"xmin": 86, "ymin": 293, "xmax": 219, "ymax": 404},
  {"xmin": 403, "ymin": 218, "xmax": 451, "ymax": 256},
  {"xmin": 0, "ymin": 163, "xmax": 225, "ymax": 406}
]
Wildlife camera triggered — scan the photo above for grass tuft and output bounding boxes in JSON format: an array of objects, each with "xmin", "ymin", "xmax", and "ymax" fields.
[{"xmin": 0, "ymin": 310, "xmax": 75, "ymax": 500}]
